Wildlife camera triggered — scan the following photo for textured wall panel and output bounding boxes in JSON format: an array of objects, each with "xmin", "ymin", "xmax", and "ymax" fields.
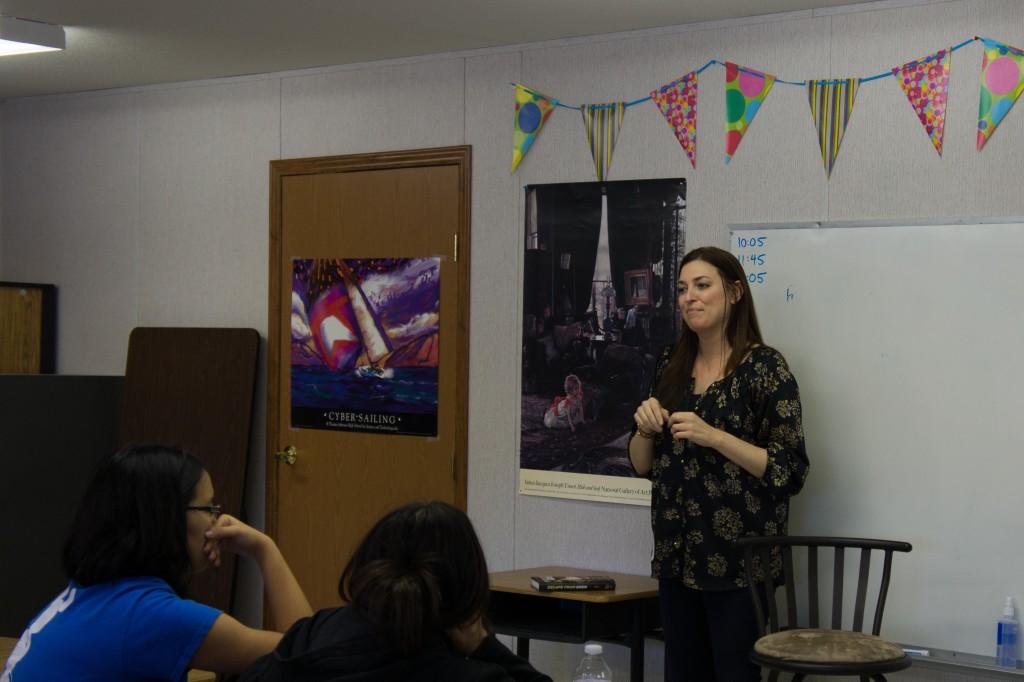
[
  {"xmin": 1, "ymin": 94, "xmax": 138, "ymax": 374},
  {"xmin": 465, "ymin": 51, "xmax": 521, "ymax": 572},
  {"xmin": 281, "ymin": 59, "xmax": 465, "ymax": 158},
  {"xmin": 137, "ymin": 79, "xmax": 279, "ymax": 331},
  {"xmin": 136, "ymin": 78, "xmax": 280, "ymax": 627}
]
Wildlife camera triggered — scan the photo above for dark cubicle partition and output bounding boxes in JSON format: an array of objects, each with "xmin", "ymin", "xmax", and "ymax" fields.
[
  {"xmin": 1, "ymin": 328, "xmax": 258, "ymax": 637},
  {"xmin": 0, "ymin": 374, "xmax": 123, "ymax": 636}
]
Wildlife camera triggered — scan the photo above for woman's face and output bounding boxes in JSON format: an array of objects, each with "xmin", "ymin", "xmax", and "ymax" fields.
[
  {"xmin": 185, "ymin": 471, "xmax": 217, "ymax": 573},
  {"xmin": 677, "ymin": 259, "xmax": 738, "ymax": 335}
]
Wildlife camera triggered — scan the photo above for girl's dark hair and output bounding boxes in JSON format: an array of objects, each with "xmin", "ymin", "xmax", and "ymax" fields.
[
  {"xmin": 655, "ymin": 246, "xmax": 765, "ymax": 409},
  {"xmin": 61, "ymin": 444, "xmax": 206, "ymax": 596},
  {"xmin": 339, "ymin": 501, "xmax": 489, "ymax": 656}
]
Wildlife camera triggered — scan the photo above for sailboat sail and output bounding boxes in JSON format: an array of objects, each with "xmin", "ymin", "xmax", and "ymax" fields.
[{"xmin": 337, "ymin": 261, "xmax": 393, "ymax": 366}]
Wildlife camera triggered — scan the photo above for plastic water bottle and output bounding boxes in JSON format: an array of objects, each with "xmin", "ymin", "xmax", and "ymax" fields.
[
  {"xmin": 573, "ymin": 642, "xmax": 612, "ymax": 682},
  {"xmin": 997, "ymin": 596, "xmax": 1019, "ymax": 668}
]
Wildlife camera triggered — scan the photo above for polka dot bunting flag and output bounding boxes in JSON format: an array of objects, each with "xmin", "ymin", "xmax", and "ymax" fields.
[
  {"xmin": 724, "ymin": 62, "xmax": 775, "ymax": 164},
  {"xmin": 512, "ymin": 85, "xmax": 555, "ymax": 172},
  {"xmin": 893, "ymin": 49, "xmax": 951, "ymax": 156},
  {"xmin": 977, "ymin": 38, "xmax": 1024, "ymax": 151},
  {"xmin": 651, "ymin": 70, "xmax": 698, "ymax": 168}
]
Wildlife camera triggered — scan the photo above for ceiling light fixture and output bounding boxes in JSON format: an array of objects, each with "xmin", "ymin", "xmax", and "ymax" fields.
[{"xmin": 0, "ymin": 16, "xmax": 65, "ymax": 56}]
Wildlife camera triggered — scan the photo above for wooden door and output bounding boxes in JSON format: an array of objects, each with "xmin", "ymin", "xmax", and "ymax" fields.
[{"xmin": 267, "ymin": 147, "xmax": 470, "ymax": 610}]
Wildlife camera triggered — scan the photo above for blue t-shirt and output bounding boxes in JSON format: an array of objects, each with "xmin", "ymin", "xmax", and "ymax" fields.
[{"xmin": 2, "ymin": 576, "xmax": 220, "ymax": 682}]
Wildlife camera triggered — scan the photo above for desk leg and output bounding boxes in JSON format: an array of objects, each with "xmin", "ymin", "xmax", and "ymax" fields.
[
  {"xmin": 630, "ymin": 603, "xmax": 644, "ymax": 682},
  {"xmin": 516, "ymin": 636, "xmax": 530, "ymax": 660}
]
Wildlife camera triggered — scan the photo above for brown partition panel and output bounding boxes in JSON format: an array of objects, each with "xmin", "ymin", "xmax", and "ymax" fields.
[
  {"xmin": 119, "ymin": 327, "xmax": 259, "ymax": 614},
  {"xmin": 0, "ymin": 375, "xmax": 123, "ymax": 636}
]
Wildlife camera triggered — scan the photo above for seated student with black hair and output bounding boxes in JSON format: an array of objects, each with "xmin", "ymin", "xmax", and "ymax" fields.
[
  {"xmin": 238, "ymin": 500, "xmax": 553, "ymax": 682},
  {"xmin": 1, "ymin": 444, "xmax": 313, "ymax": 682}
]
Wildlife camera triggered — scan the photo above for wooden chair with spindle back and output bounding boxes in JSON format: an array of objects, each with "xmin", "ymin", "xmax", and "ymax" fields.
[{"xmin": 735, "ymin": 536, "xmax": 913, "ymax": 682}]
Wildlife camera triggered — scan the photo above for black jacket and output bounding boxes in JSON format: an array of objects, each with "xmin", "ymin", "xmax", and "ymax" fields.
[{"xmin": 236, "ymin": 606, "xmax": 553, "ymax": 682}]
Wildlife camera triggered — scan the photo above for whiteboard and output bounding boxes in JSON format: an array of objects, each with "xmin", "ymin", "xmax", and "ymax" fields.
[{"xmin": 731, "ymin": 220, "xmax": 1024, "ymax": 656}]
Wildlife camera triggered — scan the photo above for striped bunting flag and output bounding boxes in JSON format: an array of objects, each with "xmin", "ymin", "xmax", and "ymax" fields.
[
  {"xmin": 581, "ymin": 102, "xmax": 626, "ymax": 181},
  {"xmin": 807, "ymin": 78, "xmax": 860, "ymax": 178}
]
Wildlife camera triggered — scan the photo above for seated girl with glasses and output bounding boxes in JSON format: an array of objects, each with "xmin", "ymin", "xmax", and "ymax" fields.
[
  {"xmin": 237, "ymin": 500, "xmax": 553, "ymax": 682},
  {"xmin": 1, "ymin": 444, "xmax": 313, "ymax": 682}
]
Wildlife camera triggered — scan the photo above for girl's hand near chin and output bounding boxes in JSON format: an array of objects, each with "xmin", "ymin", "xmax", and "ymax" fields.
[{"xmin": 205, "ymin": 515, "xmax": 272, "ymax": 564}]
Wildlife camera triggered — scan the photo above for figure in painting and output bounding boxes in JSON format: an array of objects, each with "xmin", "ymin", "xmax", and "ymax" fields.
[{"xmin": 543, "ymin": 374, "xmax": 585, "ymax": 432}]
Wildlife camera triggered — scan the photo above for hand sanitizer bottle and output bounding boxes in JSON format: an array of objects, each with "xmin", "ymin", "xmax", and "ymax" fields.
[{"xmin": 997, "ymin": 596, "xmax": 1019, "ymax": 668}]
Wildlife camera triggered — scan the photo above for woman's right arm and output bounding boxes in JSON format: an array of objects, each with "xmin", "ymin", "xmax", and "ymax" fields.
[
  {"xmin": 189, "ymin": 614, "xmax": 282, "ymax": 673},
  {"xmin": 204, "ymin": 515, "xmax": 313, "ymax": 630},
  {"xmin": 630, "ymin": 397, "xmax": 667, "ymax": 476},
  {"xmin": 187, "ymin": 515, "xmax": 314, "ymax": 673},
  {"xmin": 628, "ymin": 431, "xmax": 656, "ymax": 476}
]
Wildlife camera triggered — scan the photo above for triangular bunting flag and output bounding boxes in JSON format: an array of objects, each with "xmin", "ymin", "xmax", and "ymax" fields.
[
  {"xmin": 512, "ymin": 85, "xmax": 555, "ymax": 172},
  {"xmin": 724, "ymin": 62, "xmax": 775, "ymax": 163},
  {"xmin": 807, "ymin": 79, "xmax": 860, "ymax": 177},
  {"xmin": 651, "ymin": 71, "xmax": 698, "ymax": 168},
  {"xmin": 581, "ymin": 102, "xmax": 626, "ymax": 181},
  {"xmin": 893, "ymin": 49, "xmax": 951, "ymax": 155},
  {"xmin": 977, "ymin": 38, "xmax": 1024, "ymax": 151}
]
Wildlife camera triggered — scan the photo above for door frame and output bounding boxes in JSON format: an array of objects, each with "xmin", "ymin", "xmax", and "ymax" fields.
[{"xmin": 266, "ymin": 145, "xmax": 472, "ymax": 541}]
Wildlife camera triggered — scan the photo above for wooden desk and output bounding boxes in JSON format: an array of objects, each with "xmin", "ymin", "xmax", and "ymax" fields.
[
  {"xmin": 488, "ymin": 566, "xmax": 660, "ymax": 682},
  {"xmin": 1, "ymin": 636, "xmax": 216, "ymax": 681}
]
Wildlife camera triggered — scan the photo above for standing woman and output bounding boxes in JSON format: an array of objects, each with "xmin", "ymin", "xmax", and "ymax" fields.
[
  {"xmin": 2, "ymin": 444, "xmax": 312, "ymax": 681},
  {"xmin": 629, "ymin": 246, "xmax": 809, "ymax": 681}
]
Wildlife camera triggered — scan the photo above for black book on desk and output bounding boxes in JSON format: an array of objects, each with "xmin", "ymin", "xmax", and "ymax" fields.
[{"xmin": 530, "ymin": 575, "xmax": 616, "ymax": 592}]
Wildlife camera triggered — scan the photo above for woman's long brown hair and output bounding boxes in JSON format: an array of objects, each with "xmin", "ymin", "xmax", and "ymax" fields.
[{"xmin": 654, "ymin": 246, "xmax": 764, "ymax": 410}]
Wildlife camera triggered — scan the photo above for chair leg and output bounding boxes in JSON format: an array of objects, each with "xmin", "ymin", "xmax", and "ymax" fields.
[{"xmin": 767, "ymin": 671, "xmax": 780, "ymax": 682}]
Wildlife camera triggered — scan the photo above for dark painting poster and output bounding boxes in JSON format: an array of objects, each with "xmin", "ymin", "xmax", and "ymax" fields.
[
  {"xmin": 519, "ymin": 179, "xmax": 686, "ymax": 504},
  {"xmin": 291, "ymin": 257, "xmax": 440, "ymax": 436}
]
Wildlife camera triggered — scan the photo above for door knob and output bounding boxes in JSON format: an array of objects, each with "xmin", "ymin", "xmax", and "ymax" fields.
[{"xmin": 274, "ymin": 445, "xmax": 297, "ymax": 465}]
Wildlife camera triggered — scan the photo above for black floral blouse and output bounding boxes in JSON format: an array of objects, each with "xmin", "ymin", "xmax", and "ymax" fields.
[{"xmin": 637, "ymin": 345, "xmax": 809, "ymax": 590}]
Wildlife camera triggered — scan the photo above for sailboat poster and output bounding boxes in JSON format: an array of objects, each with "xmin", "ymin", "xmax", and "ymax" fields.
[{"xmin": 291, "ymin": 257, "xmax": 441, "ymax": 437}]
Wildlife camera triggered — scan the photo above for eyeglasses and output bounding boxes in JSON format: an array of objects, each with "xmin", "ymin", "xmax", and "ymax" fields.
[{"xmin": 186, "ymin": 504, "xmax": 222, "ymax": 520}]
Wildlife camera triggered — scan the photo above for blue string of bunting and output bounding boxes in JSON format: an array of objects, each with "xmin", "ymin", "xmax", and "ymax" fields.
[
  {"xmin": 510, "ymin": 36, "xmax": 1024, "ymax": 178},
  {"xmin": 514, "ymin": 36, "xmax": 980, "ymax": 109}
]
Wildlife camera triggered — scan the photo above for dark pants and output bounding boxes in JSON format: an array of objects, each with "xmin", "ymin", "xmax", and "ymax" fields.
[{"xmin": 659, "ymin": 579, "xmax": 767, "ymax": 682}]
